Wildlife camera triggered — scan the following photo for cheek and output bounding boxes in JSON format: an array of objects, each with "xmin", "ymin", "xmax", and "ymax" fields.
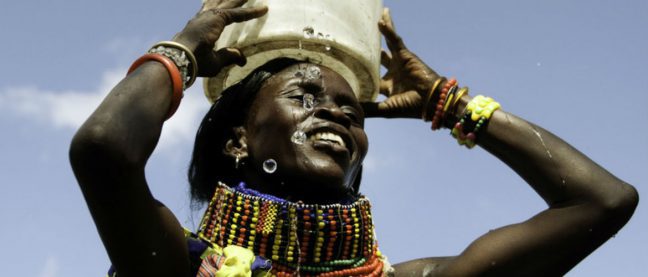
[
  {"xmin": 246, "ymin": 101, "xmax": 303, "ymax": 157},
  {"xmin": 354, "ymin": 130, "xmax": 369, "ymax": 161}
]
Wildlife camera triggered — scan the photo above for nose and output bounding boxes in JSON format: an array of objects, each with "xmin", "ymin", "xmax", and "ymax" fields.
[{"xmin": 313, "ymin": 100, "xmax": 351, "ymax": 129}]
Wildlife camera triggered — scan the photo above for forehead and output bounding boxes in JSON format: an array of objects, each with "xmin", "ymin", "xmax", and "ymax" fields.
[{"xmin": 263, "ymin": 63, "xmax": 357, "ymax": 99}]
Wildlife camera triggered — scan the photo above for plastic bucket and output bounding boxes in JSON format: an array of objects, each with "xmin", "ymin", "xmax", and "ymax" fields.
[{"xmin": 203, "ymin": 0, "xmax": 383, "ymax": 103}]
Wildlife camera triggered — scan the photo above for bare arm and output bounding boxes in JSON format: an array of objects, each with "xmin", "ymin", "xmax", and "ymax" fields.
[
  {"xmin": 69, "ymin": 1, "xmax": 267, "ymax": 275},
  {"xmin": 368, "ymin": 9, "xmax": 638, "ymax": 276},
  {"xmin": 424, "ymin": 105, "xmax": 636, "ymax": 276}
]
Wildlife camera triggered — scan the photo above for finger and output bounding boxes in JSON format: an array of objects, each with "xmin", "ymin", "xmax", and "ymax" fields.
[
  {"xmin": 217, "ymin": 0, "xmax": 247, "ymax": 9},
  {"xmin": 379, "ymin": 79, "xmax": 392, "ymax": 97},
  {"xmin": 380, "ymin": 49, "xmax": 392, "ymax": 68},
  {"xmin": 200, "ymin": 47, "xmax": 246, "ymax": 76},
  {"xmin": 378, "ymin": 9, "xmax": 405, "ymax": 52},
  {"xmin": 361, "ymin": 101, "xmax": 393, "ymax": 118},
  {"xmin": 382, "ymin": 7, "xmax": 396, "ymax": 29},
  {"xmin": 224, "ymin": 6, "xmax": 268, "ymax": 23},
  {"xmin": 360, "ymin": 102, "xmax": 380, "ymax": 118}
]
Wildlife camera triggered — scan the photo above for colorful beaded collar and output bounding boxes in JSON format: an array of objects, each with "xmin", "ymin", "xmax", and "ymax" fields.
[{"xmin": 198, "ymin": 182, "xmax": 390, "ymax": 276}]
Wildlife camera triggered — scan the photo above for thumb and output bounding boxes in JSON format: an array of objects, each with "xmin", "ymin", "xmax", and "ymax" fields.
[
  {"xmin": 361, "ymin": 101, "xmax": 390, "ymax": 118},
  {"xmin": 199, "ymin": 47, "xmax": 247, "ymax": 77}
]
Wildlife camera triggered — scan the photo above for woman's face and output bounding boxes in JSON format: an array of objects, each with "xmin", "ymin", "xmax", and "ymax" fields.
[{"xmin": 242, "ymin": 63, "xmax": 368, "ymax": 202}]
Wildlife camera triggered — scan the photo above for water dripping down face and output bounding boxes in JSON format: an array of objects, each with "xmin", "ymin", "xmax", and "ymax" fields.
[{"xmin": 243, "ymin": 63, "xmax": 368, "ymax": 202}]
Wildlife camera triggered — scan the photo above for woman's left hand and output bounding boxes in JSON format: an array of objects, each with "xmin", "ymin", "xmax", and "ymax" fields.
[{"xmin": 362, "ymin": 8, "xmax": 443, "ymax": 119}]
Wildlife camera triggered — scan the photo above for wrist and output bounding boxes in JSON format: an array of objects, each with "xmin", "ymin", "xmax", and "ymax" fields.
[
  {"xmin": 443, "ymin": 93, "xmax": 470, "ymax": 129},
  {"xmin": 172, "ymin": 33, "xmax": 200, "ymax": 53}
]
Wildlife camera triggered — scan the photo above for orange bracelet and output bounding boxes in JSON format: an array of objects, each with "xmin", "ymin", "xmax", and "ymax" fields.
[
  {"xmin": 128, "ymin": 53, "xmax": 183, "ymax": 120},
  {"xmin": 431, "ymin": 78, "xmax": 457, "ymax": 130}
]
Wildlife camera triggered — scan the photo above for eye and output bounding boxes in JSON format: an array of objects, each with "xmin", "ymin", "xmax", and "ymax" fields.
[
  {"xmin": 343, "ymin": 107, "xmax": 362, "ymax": 124},
  {"xmin": 282, "ymin": 88, "xmax": 305, "ymax": 102}
]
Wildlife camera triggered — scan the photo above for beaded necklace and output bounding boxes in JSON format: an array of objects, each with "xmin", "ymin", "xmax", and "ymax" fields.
[{"xmin": 198, "ymin": 182, "xmax": 390, "ymax": 276}]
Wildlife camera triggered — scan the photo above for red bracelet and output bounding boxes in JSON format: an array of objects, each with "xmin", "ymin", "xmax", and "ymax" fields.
[
  {"xmin": 431, "ymin": 78, "xmax": 457, "ymax": 130},
  {"xmin": 128, "ymin": 53, "xmax": 183, "ymax": 120}
]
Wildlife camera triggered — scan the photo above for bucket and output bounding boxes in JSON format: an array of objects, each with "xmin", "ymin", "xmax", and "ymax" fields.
[{"xmin": 203, "ymin": 0, "xmax": 383, "ymax": 103}]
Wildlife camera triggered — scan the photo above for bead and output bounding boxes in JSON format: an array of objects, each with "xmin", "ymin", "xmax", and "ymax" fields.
[{"xmin": 196, "ymin": 182, "xmax": 382, "ymax": 275}]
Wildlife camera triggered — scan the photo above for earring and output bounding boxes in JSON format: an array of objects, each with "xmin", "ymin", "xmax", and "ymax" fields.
[{"xmin": 235, "ymin": 154, "xmax": 241, "ymax": 169}]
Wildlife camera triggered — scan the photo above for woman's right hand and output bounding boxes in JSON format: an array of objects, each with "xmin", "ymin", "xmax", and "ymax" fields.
[{"xmin": 173, "ymin": 0, "xmax": 268, "ymax": 77}]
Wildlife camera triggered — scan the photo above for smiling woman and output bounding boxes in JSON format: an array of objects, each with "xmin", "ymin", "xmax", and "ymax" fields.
[{"xmin": 68, "ymin": 0, "xmax": 638, "ymax": 276}]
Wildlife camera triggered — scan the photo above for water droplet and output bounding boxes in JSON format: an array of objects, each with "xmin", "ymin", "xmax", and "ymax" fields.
[
  {"xmin": 306, "ymin": 66, "xmax": 321, "ymax": 80},
  {"xmin": 324, "ymin": 34, "xmax": 332, "ymax": 51},
  {"xmin": 291, "ymin": 130, "xmax": 307, "ymax": 144},
  {"xmin": 303, "ymin": 27, "xmax": 314, "ymax": 39},
  {"xmin": 263, "ymin": 159, "xmax": 277, "ymax": 174},
  {"xmin": 303, "ymin": 93, "xmax": 316, "ymax": 111}
]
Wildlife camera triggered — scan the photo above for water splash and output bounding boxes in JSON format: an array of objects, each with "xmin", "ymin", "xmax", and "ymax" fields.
[
  {"xmin": 291, "ymin": 130, "xmax": 307, "ymax": 145},
  {"xmin": 303, "ymin": 93, "xmax": 316, "ymax": 111},
  {"xmin": 303, "ymin": 27, "xmax": 314, "ymax": 39},
  {"xmin": 305, "ymin": 66, "xmax": 321, "ymax": 80},
  {"xmin": 531, "ymin": 127, "xmax": 553, "ymax": 159}
]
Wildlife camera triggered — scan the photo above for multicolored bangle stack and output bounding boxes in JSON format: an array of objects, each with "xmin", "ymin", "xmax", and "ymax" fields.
[
  {"xmin": 127, "ymin": 41, "xmax": 197, "ymax": 120},
  {"xmin": 451, "ymin": 95, "xmax": 501, "ymax": 148}
]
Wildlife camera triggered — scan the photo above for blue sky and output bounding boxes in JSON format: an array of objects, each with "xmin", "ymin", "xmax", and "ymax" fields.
[{"xmin": 1, "ymin": 0, "xmax": 646, "ymax": 276}]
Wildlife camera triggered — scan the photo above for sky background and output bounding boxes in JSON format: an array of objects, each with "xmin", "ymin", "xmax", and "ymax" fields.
[{"xmin": 1, "ymin": 0, "xmax": 646, "ymax": 276}]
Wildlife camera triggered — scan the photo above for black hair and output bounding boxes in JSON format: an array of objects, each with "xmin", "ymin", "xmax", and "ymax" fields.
[{"xmin": 188, "ymin": 58, "xmax": 363, "ymax": 204}]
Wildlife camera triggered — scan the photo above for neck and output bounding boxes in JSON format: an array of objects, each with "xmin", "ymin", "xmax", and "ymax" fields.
[
  {"xmin": 198, "ymin": 182, "xmax": 386, "ymax": 276},
  {"xmin": 242, "ymin": 169, "xmax": 354, "ymax": 204}
]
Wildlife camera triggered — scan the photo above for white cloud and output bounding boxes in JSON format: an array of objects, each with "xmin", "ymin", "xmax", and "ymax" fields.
[
  {"xmin": 38, "ymin": 256, "xmax": 59, "ymax": 277},
  {"xmin": 0, "ymin": 68, "xmax": 210, "ymax": 149}
]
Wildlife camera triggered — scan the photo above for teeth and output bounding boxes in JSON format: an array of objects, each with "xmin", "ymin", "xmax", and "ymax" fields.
[{"xmin": 311, "ymin": 132, "xmax": 346, "ymax": 148}]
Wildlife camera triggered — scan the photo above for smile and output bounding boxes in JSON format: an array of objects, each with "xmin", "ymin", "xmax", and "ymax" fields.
[{"xmin": 310, "ymin": 131, "xmax": 346, "ymax": 148}]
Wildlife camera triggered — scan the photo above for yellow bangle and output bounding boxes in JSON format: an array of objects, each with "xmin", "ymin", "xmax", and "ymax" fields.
[{"xmin": 451, "ymin": 94, "xmax": 501, "ymax": 149}]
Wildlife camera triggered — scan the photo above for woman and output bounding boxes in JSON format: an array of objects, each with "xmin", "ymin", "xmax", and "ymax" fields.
[{"xmin": 69, "ymin": 0, "xmax": 638, "ymax": 276}]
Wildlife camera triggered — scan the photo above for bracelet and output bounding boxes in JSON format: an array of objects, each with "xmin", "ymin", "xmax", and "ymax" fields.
[
  {"xmin": 450, "ymin": 95, "xmax": 500, "ymax": 148},
  {"xmin": 149, "ymin": 41, "xmax": 198, "ymax": 89},
  {"xmin": 442, "ymin": 85, "xmax": 459, "ymax": 115},
  {"xmin": 128, "ymin": 53, "xmax": 183, "ymax": 120},
  {"xmin": 421, "ymin": 77, "xmax": 446, "ymax": 121},
  {"xmin": 431, "ymin": 78, "xmax": 457, "ymax": 130},
  {"xmin": 452, "ymin": 86, "xmax": 469, "ymax": 109}
]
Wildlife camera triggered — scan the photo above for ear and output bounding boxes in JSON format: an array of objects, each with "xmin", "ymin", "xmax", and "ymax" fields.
[{"xmin": 223, "ymin": 126, "xmax": 249, "ymax": 161}]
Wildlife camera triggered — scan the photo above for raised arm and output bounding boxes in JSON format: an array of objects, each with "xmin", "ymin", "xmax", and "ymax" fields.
[
  {"xmin": 365, "ymin": 9, "xmax": 638, "ymax": 276},
  {"xmin": 68, "ymin": 1, "xmax": 266, "ymax": 275}
]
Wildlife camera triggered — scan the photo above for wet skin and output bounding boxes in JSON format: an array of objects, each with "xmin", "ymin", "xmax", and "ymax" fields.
[{"xmin": 237, "ymin": 63, "xmax": 368, "ymax": 203}]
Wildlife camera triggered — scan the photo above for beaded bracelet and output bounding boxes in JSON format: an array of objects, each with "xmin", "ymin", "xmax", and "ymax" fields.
[
  {"xmin": 149, "ymin": 41, "xmax": 198, "ymax": 90},
  {"xmin": 128, "ymin": 53, "xmax": 183, "ymax": 120},
  {"xmin": 451, "ymin": 95, "xmax": 501, "ymax": 148},
  {"xmin": 431, "ymin": 78, "xmax": 457, "ymax": 130},
  {"xmin": 421, "ymin": 77, "xmax": 446, "ymax": 121}
]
